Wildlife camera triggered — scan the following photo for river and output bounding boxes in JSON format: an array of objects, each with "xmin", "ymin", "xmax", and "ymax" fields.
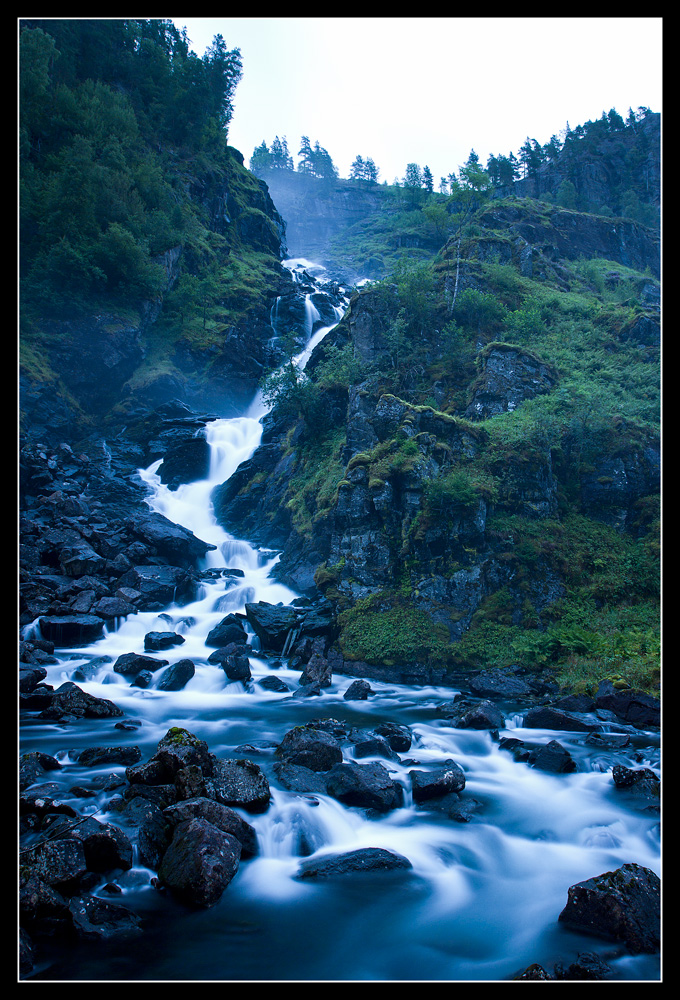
[{"xmin": 20, "ymin": 260, "xmax": 661, "ymax": 982}]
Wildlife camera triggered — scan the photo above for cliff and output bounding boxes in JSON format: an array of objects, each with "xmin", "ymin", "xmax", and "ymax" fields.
[{"xmin": 212, "ymin": 193, "xmax": 660, "ymax": 691}]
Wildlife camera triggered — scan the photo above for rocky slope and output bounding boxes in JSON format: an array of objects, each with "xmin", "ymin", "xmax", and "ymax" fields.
[{"xmin": 211, "ymin": 195, "xmax": 660, "ymax": 691}]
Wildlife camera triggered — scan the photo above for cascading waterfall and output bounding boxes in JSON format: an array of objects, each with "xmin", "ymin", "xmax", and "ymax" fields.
[{"xmin": 20, "ymin": 259, "xmax": 660, "ymax": 983}]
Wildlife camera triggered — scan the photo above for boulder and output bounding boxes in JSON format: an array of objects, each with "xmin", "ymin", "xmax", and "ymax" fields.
[
  {"xmin": 157, "ymin": 435, "xmax": 211, "ymax": 490},
  {"xmin": 296, "ymin": 847, "xmax": 412, "ymax": 880},
  {"xmin": 409, "ymin": 761, "xmax": 466, "ymax": 802},
  {"xmin": 144, "ymin": 631, "xmax": 186, "ymax": 652},
  {"xmin": 205, "ymin": 615, "xmax": 248, "ymax": 648},
  {"xmin": 126, "ymin": 511, "xmax": 215, "ymax": 567},
  {"xmin": 529, "ymin": 739, "xmax": 577, "ymax": 774},
  {"xmin": 76, "ymin": 745, "xmax": 142, "ymax": 769},
  {"xmin": 275, "ymin": 726, "xmax": 343, "ymax": 772},
  {"xmin": 455, "ymin": 700, "xmax": 506, "ymax": 730},
  {"xmin": 272, "ymin": 761, "xmax": 329, "ymax": 794},
  {"xmin": 558, "ymin": 863, "xmax": 660, "ymax": 953},
  {"xmin": 39, "ymin": 682, "xmax": 123, "ymax": 720},
  {"xmin": 594, "ymin": 681, "xmax": 660, "ymax": 728},
  {"xmin": 30, "ymin": 837, "xmax": 88, "ymax": 892},
  {"xmin": 523, "ymin": 705, "xmax": 600, "ymax": 733},
  {"xmin": 469, "ymin": 668, "xmax": 530, "ymax": 699},
  {"xmin": 38, "ymin": 615, "xmax": 105, "ymax": 646},
  {"xmin": 66, "ymin": 816, "xmax": 134, "ymax": 872},
  {"xmin": 343, "ymin": 678, "xmax": 374, "ymax": 700},
  {"xmin": 114, "ymin": 652, "xmax": 169, "ymax": 678},
  {"xmin": 245, "ymin": 602, "xmax": 298, "ymax": 652},
  {"xmin": 68, "ymin": 894, "xmax": 143, "ymax": 940},
  {"xmin": 163, "ymin": 797, "xmax": 258, "ymax": 857},
  {"xmin": 126, "ymin": 728, "xmax": 213, "ymax": 786},
  {"xmin": 157, "ymin": 658, "xmax": 196, "ymax": 691},
  {"xmin": 220, "ymin": 654, "xmax": 252, "ymax": 683},
  {"xmin": 324, "ymin": 760, "xmax": 404, "ymax": 812},
  {"xmin": 157, "ymin": 817, "xmax": 241, "ymax": 907},
  {"xmin": 208, "ymin": 758, "xmax": 271, "ymax": 813}
]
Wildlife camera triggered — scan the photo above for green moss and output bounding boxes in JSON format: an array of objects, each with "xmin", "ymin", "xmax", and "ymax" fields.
[{"xmin": 337, "ymin": 591, "xmax": 452, "ymax": 666}]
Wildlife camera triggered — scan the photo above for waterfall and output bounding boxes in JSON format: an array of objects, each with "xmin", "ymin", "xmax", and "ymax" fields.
[{"xmin": 19, "ymin": 257, "xmax": 660, "ymax": 984}]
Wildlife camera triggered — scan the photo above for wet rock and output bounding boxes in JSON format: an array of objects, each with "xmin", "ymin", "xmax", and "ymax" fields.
[
  {"xmin": 126, "ymin": 728, "xmax": 213, "ymax": 786},
  {"xmin": 123, "ymin": 798, "xmax": 171, "ymax": 869},
  {"xmin": 296, "ymin": 847, "xmax": 412, "ymax": 880},
  {"xmin": 113, "ymin": 651, "xmax": 169, "ymax": 678},
  {"xmin": 324, "ymin": 760, "xmax": 404, "ymax": 812},
  {"xmin": 157, "ymin": 658, "xmax": 196, "ymax": 691},
  {"xmin": 299, "ymin": 646, "xmax": 333, "ymax": 688},
  {"xmin": 68, "ymin": 893, "xmax": 143, "ymax": 939},
  {"xmin": 272, "ymin": 761, "xmax": 329, "ymax": 794},
  {"xmin": 157, "ymin": 435, "xmax": 211, "ymax": 490},
  {"xmin": 208, "ymin": 757, "xmax": 271, "ymax": 813},
  {"xmin": 19, "ymin": 873, "xmax": 70, "ymax": 937},
  {"xmin": 553, "ymin": 951, "xmax": 613, "ymax": 980},
  {"xmin": 352, "ymin": 733, "xmax": 401, "ymax": 763},
  {"xmin": 38, "ymin": 614, "xmax": 105, "ymax": 646},
  {"xmin": 117, "ymin": 564, "xmax": 198, "ymax": 608},
  {"xmin": 144, "ymin": 631, "xmax": 186, "ymax": 651},
  {"xmin": 174, "ymin": 764, "xmax": 208, "ymax": 801},
  {"xmin": 257, "ymin": 675, "xmax": 290, "ymax": 693},
  {"xmin": 76, "ymin": 745, "xmax": 142, "ymax": 768},
  {"xmin": 455, "ymin": 699, "xmax": 505, "ymax": 730},
  {"xmin": 529, "ymin": 739, "xmax": 576, "ymax": 773},
  {"xmin": 205, "ymin": 614, "xmax": 248, "ymax": 648},
  {"xmin": 29, "ymin": 837, "xmax": 88, "ymax": 893},
  {"xmin": 157, "ymin": 817, "xmax": 241, "ymax": 907},
  {"xmin": 275, "ymin": 726, "xmax": 343, "ymax": 772},
  {"xmin": 409, "ymin": 761, "xmax": 466, "ymax": 802},
  {"xmin": 343, "ymin": 678, "xmax": 374, "ymax": 700},
  {"xmin": 220, "ymin": 653, "xmax": 252, "ymax": 683},
  {"xmin": 163, "ymin": 797, "xmax": 258, "ymax": 857},
  {"xmin": 594, "ymin": 681, "xmax": 660, "ymax": 728},
  {"xmin": 39, "ymin": 682, "xmax": 123, "ymax": 720},
  {"xmin": 468, "ymin": 668, "xmax": 531, "ymax": 699},
  {"xmin": 125, "ymin": 511, "xmax": 215, "ymax": 567},
  {"xmin": 245, "ymin": 601, "xmax": 298, "ymax": 651},
  {"xmin": 65, "ymin": 816, "xmax": 134, "ymax": 872},
  {"xmin": 19, "ymin": 751, "xmax": 61, "ymax": 791},
  {"xmin": 373, "ymin": 722, "xmax": 413, "ymax": 752},
  {"xmin": 558, "ymin": 863, "xmax": 660, "ymax": 953},
  {"xmin": 523, "ymin": 705, "xmax": 600, "ymax": 733}
]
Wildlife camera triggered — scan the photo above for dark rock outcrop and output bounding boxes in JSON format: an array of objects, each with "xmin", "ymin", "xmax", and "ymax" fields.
[{"xmin": 558, "ymin": 863, "xmax": 660, "ymax": 953}]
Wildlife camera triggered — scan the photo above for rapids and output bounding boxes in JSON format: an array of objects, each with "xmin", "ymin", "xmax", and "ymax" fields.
[{"xmin": 20, "ymin": 260, "xmax": 661, "ymax": 982}]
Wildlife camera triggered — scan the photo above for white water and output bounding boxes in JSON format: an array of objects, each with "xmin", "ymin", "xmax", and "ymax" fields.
[{"xmin": 21, "ymin": 260, "xmax": 661, "ymax": 982}]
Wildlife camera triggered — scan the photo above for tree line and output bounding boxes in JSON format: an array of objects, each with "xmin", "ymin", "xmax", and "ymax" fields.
[{"xmin": 20, "ymin": 18, "xmax": 244, "ymax": 317}]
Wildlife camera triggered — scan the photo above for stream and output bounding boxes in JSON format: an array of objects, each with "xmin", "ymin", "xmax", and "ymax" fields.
[{"xmin": 20, "ymin": 260, "xmax": 661, "ymax": 982}]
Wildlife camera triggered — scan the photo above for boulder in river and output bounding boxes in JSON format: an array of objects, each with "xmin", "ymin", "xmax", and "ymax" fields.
[
  {"xmin": 157, "ymin": 658, "xmax": 196, "ymax": 691},
  {"xmin": 324, "ymin": 760, "xmax": 404, "ymax": 813},
  {"xmin": 558, "ymin": 863, "xmax": 660, "ymax": 953},
  {"xmin": 296, "ymin": 847, "xmax": 413, "ymax": 880},
  {"xmin": 409, "ymin": 761, "xmax": 466, "ymax": 802},
  {"xmin": 275, "ymin": 725, "xmax": 343, "ymax": 772},
  {"xmin": 208, "ymin": 757, "xmax": 271, "ymax": 813},
  {"xmin": 39, "ymin": 682, "xmax": 123, "ymax": 720},
  {"xmin": 157, "ymin": 817, "xmax": 241, "ymax": 907}
]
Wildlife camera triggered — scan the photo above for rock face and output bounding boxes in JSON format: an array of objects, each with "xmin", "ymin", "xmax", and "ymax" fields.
[
  {"xmin": 464, "ymin": 343, "xmax": 558, "ymax": 420},
  {"xmin": 558, "ymin": 864, "xmax": 660, "ymax": 953}
]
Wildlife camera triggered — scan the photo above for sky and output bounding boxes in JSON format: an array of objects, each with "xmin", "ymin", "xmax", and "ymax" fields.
[{"xmin": 172, "ymin": 17, "xmax": 663, "ymax": 186}]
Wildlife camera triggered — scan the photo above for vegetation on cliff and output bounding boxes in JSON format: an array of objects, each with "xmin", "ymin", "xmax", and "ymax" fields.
[
  {"xmin": 19, "ymin": 18, "xmax": 288, "ymax": 414},
  {"xmin": 250, "ymin": 186, "xmax": 660, "ymax": 695}
]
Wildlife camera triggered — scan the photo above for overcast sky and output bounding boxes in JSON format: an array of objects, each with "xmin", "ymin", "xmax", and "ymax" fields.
[{"xmin": 172, "ymin": 17, "xmax": 663, "ymax": 186}]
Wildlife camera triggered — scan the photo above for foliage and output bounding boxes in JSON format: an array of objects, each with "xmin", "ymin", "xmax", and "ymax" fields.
[
  {"xmin": 337, "ymin": 592, "xmax": 452, "ymax": 666},
  {"xmin": 20, "ymin": 19, "xmax": 244, "ymax": 321}
]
